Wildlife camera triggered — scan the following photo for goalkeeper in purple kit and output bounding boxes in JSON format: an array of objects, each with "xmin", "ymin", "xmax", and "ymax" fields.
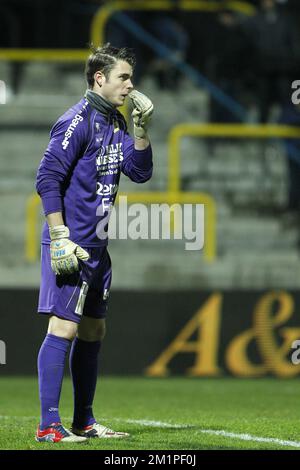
[{"xmin": 35, "ymin": 44, "xmax": 153, "ymax": 443}]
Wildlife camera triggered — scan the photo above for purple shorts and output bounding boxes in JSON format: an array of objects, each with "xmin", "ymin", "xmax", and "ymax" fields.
[{"xmin": 38, "ymin": 244, "xmax": 112, "ymax": 324}]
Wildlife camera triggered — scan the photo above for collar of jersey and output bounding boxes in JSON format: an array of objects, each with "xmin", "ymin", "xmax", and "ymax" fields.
[{"xmin": 85, "ymin": 90, "xmax": 118, "ymax": 120}]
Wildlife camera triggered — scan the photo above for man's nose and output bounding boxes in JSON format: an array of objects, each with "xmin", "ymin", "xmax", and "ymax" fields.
[{"xmin": 127, "ymin": 79, "xmax": 134, "ymax": 90}]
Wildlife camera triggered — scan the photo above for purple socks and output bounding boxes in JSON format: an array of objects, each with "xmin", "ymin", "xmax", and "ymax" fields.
[
  {"xmin": 69, "ymin": 337, "xmax": 101, "ymax": 428},
  {"xmin": 37, "ymin": 333, "xmax": 71, "ymax": 429},
  {"xmin": 38, "ymin": 334, "xmax": 101, "ymax": 430}
]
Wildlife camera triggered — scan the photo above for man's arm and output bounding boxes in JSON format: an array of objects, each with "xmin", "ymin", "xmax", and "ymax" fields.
[
  {"xmin": 47, "ymin": 212, "xmax": 64, "ymax": 228},
  {"xmin": 36, "ymin": 110, "xmax": 89, "ymax": 275},
  {"xmin": 121, "ymin": 136, "xmax": 153, "ymax": 183},
  {"xmin": 36, "ymin": 110, "xmax": 86, "ymax": 217},
  {"xmin": 134, "ymin": 135, "xmax": 150, "ymax": 151}
]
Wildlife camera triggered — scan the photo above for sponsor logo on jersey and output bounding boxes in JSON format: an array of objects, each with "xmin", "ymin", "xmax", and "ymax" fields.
[
  {"xmin": 96, "ymin": 182, "xmax": 119, "ymax": 196},
  {"xmin": 96, "ymin": 143, "xmax": 124, "ymax": 168},
  {"xmin": 62, "ymin": 114, "xmax": 84, "ymax": 150}
]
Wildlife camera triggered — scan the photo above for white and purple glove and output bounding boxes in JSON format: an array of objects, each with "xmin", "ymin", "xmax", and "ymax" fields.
[
  {"xmin": 129, "ymin": 89, "xmax": 153, "ymax": 139},
  {"xmin": 49, "ymin": 225, "xmax": 89, "ymax": 275}
]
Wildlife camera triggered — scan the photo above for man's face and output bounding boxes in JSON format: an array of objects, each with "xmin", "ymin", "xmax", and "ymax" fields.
[{"xmin": 94, "ymin": 60, "xmax": 134, "ymax": 107}]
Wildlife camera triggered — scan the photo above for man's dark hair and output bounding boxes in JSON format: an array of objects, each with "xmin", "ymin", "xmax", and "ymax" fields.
[{"xmin": 85, "ymin": 43, "xmax": 136, "ymax": 88}]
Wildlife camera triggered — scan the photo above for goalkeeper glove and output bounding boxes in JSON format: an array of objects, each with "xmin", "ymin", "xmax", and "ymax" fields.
[
  {"xmin": 49, "ymin": 225, "xmax": 89, "ymax": 275},
  {"xmin": 129, "ymin": 89, "xmax": 153, "ymax": 139}
]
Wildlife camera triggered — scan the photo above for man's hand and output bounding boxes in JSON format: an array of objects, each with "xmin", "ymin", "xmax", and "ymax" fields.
[
  {"xmin": 129, "ymin": 89, "xmax": 153, "ymax": 139},
  {"xmin": 49, "ymin": 225, "xmax": 89, "ymax": 275}
]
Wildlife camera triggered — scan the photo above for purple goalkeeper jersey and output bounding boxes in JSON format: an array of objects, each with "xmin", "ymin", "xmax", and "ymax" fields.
[{"xmin": 36, "ymin": 97, "xmax": 153, "ymax": 246}]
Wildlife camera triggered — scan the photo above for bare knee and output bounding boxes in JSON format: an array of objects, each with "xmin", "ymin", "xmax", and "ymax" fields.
[
  {"xmin": 78, "ymin": 317, "xmax": 106, "ymax": 342},
  {"xmin": 48, "ymin": 315, "xmax": 78, "ymax": 341}
]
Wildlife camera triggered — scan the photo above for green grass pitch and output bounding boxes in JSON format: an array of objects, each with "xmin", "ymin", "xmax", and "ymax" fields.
[{"xmin": 0, "ymin": 376, "xmax": 300, "ymax": 450}]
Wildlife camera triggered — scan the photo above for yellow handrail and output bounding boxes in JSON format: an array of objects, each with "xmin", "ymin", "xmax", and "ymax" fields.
[
  {"xmin": 90, "ymin": 0, "xmax": 256, "ymax": 46},
  {"xmin": 25, "ymin": 193, "xmax": 42, "ymax": 262},
  {"xmin": 118, "ymin": 191, "xmax": 216, "ymax": 262},
  {"xmin": 0, "ymin": 1, "xmax": 255, "ymax": 61},
  {"xmin": 168, "ymin": 124, "xmax": 300, "ymax": 193},
  {"xmin": 0, "ymin": 49, "xmax": 88, "ymax": 62},
  {"xmin": 25, "ymin": 124, "xmax": 300, "ymax": 265},
  {"xmin": 26, "ymin": 190, "xmax": 216, "ymax": 263},
  {"xmin": 91, "ymin": 0, "xmax": 174, "ymax": 46}
]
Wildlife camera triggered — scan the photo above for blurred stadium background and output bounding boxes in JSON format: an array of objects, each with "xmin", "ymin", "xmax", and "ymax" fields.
[{"xmin": 1, "ymin": 0, "xmax": 300, "ymax": 450}]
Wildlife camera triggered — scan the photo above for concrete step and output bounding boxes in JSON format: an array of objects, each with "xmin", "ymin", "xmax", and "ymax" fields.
[{"xmin": 0, "ymin": 130, "xmax": 49, "ymax": 174}]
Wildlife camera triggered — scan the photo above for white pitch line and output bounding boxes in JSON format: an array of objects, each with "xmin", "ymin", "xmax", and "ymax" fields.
[
  {"xmin": 1, "ymin": 415, "xmax": 300, "ymax": 449},
  {"xmin": 200, "ymin": 429, "xmax": 300, "ymax": 449},
  {"xmin": 111, "ymin": 418, "xmax": 300, "ymax": 449},
  {"xmin": 110, "ymin": 417, "xmax": 192, "ymax": 429}
]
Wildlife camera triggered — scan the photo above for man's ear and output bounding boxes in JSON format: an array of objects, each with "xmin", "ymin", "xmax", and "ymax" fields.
[{"xmin": 94, "ymin": 71, "xmax": 105, "ymax": 87}]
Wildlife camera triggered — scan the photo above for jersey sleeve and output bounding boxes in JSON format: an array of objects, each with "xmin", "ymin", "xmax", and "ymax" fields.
[
  {"xmin": 120, "ymin": 132, "xmax": 153, "ymax": 183},
  {"xmin": 36, "ymin": 112, "xmax": 87, "ymax": 215}
]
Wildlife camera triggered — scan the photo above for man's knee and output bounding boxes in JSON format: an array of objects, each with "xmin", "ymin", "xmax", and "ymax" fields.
[
  {"xmin": 47, "ymin": 315, "xmax": 78, "ymax": 341},
  {"xmin": 78, "ymin": 317, "xmax": 106, "ymax": 342}
]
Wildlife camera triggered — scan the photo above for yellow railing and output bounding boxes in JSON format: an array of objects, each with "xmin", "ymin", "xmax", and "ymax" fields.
[
  {"xmin": 25, "ymin": 190, "xmax": 216, "ymax": 264},
  {"xmin": 0, "ymin": 1, "xmax": 255, "ymax": 61},
  {"xmin": 0, "ymin": 49, "xmax": 88, "ymax": 62},
  {"xmin": 91, "ymin": 0, "xmax": 256, "ymax": 46},
  {"xmin": 119, "ymin": 191, "xmax": 216, "ymax": 262},
  {"xmin": 24, "ymin": 123, "xmax": 300, "ymax": 265},
  {"xmin": 26, "ymin": 193, "xmax": 42, "ymax": 263},
  {"xmin": 26, "ymin": 123, "xmax": 300, "ymax": 265},
  {"xmin": 168, "ymin": 124, "xmax": 300, "ymax": 193}
]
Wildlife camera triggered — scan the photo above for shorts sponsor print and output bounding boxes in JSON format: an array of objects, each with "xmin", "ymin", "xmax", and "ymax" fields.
[{"xmin": 38, "ymin": 244, "xmax": 112, "ymax": 323}]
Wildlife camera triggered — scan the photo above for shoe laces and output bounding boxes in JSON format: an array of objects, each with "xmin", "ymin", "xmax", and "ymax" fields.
[{"xmin": 53, "ymin": 423, "xmax": 70, "ymax": 437}]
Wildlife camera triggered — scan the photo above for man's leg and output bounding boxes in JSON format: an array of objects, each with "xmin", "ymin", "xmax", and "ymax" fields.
[
  {"xmin": 38, "ymin": 316, "xmax": 77, "ymax": 429},
  {"xmin": 69, "ymin": 316, "xmax": 105, "ymax": 429},
  {"xmin": 69, "ymin": 248, "xmax": 128, "ymax": 438},
  {"xmin": 69, "ymin": 317, "xmax": 129, "ymax": 438}
]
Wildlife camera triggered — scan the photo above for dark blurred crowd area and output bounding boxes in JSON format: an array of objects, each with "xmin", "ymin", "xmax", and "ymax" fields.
[
  {"xmin": 1, "ymin": 0, "xmax": 300, "ymax": 123},
  {"xmin": 1, "ymin": 0, "xmax": 300, "ymax": 215},
  {"xmin": 0, "ymin": 1, "xmax": 299, "ymax": 112}
]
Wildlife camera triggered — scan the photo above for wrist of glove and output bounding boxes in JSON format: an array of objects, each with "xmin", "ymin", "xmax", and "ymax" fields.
[
  {"xmin": 132, "ymin": 110, "xmax": 149, "ymax": 139},
  {"xmin": 129, "ymin": 90, "xmax": 153, "ymax": 139},
  {"xmin": 49, "ymin": 225, "xmax": 89, "ymax": 275}
]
